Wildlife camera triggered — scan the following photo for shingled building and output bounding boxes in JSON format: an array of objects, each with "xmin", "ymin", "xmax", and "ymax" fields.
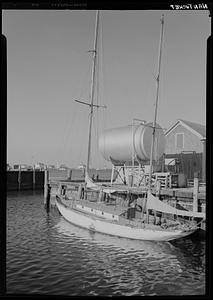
[{"xmin": 164, "ymin": 119, "xmax": 206, "ymax": 181}]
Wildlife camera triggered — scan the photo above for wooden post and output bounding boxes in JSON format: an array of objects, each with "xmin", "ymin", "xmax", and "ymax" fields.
[
  {"xmin": 161, "ymin": 153, "xmax": 165, "ymax": 172},
  {"xmin": 128, "ymin": 174, "xmax": 133, "ymax": 187},
  {"xmin": 44, "ymin": 168, "xmax": 50, "ymax": 209},
  {"xmin": 156, "ymin": 180, "xmax": 161, "ymax": 198},
  {"xmin": 154, "ymin": 180, "xmax": 161, "ymax": 225},
  {"xmin": 77, "ymin": 184, "xmax": 83, "ymax": 199},
  {"xmin": 123, "ymin": 166, "xmax": 127, "ymax": 185},
  {"xmin": 153, "ymin": 209, "xmax": 156, "ymax": 225},
  {"xmin": 33, "ymin": 166, "xmax": 36, "ymax": 189},
  {"xmin": 201, "ymin": 138, "xmax": 206, "ymax": 183},
  {"xmin": 44, "ymin": 184, "xmax": 51, "ymax": 211},
  {"xmin": 146, "ymin": 209, "xmax": 150, "ymax": 224},
  {"xmin": 18, "ymin": 165, "xmax": 21, "ymax": 191},
  {"xmin": 111, "ymin": 165, "xmax": 115, "ymax": 186},
  {"xmin": 58, "ymin": 183, "xmax": 62, "ymax": 195},
  {"xmin": 138, "ymin": 163, "xmax": 141, "ymax": 187},
  {"xmin": 168, "ymin": 174, "xmax": 172, "ymax": 188},
  {"xmin": 67, "ymin": 169, "xmax": 72, "ymax": 181},
  {"xmin": 165, "ymin": 174, "xmax": 168, "ymax": 188},
  {"xmin": 144, "ymin": 191, "xmax": 150, "ymax": 224},
  {"xmin": 193, "ymin": 176, "xmax": 199, "ymax": 213},
  {"xmin": 98, "ymin": 189, "xmax": 103, "ymax": 202},
  {"xmin": 140, "ymin": 196, "xmax": 144, "ymax": 220}
]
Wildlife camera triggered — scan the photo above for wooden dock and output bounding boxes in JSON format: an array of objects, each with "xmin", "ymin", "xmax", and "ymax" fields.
[{"xmin": 7, "ymin": 170, "xmax": 44, "ymax": 191}]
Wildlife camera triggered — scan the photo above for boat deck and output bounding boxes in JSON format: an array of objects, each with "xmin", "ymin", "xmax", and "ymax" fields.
[
  {"xmin": 58, "ymin": 197, "xmax": 187, "ymax": 232},
  {"xmin": 62, "ymin": 197, "xmax": 127, "ymax": 216}
]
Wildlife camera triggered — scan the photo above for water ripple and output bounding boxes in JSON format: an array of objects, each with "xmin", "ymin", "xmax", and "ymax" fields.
[{"xmin": 6, "ymin": 191, "xmax": 206, "ymax": 296}]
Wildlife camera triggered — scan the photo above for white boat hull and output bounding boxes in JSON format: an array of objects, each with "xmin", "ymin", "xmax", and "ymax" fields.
[{"xmin": 55, "ymin": 197, "xmax": 196, "ymax": 241}]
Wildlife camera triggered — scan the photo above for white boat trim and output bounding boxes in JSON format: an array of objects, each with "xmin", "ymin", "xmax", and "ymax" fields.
[{"xmin": 56, "ymin": 196, "xmax": 197, "ymax": 242}]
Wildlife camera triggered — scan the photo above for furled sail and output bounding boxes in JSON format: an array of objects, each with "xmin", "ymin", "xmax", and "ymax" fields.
[
  {"xmin": 85, "ymin": 172, "xmax": 118, "ymax": 194},
  {"xmin": 85, "ymin": 172, "xmax": 100, "ymax": 189},
  {"xmin": 146, "ymin": 190, "xmax": 205, "ymax": 219}
]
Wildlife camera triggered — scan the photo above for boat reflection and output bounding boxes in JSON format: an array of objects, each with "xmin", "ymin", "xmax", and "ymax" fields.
[
  {"xmin": 54, "ymin": 218, "xmax": 205, "ymax": 282},
  {"xmin": 55, "ymin": 217, "xmax": 201, "ymax": 256}
]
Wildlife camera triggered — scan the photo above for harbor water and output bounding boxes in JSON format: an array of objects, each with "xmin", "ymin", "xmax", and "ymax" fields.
[{"xmin": 7, "ymin": 191, "xmax": 206, "ymax": 296}]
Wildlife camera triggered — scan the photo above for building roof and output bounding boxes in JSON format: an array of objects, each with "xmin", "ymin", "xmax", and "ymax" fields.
[{"xmin": 165, "ymin": 119, "xmax": 206, "ymax": 139}]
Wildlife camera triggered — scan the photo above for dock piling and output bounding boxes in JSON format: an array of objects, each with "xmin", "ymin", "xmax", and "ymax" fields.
[
  {"xmin": 44, "ymin": 168, "xmax": 50, "ymax": 210},
  {"xmin": 67, "ymin": 169, "xmax": 72, "ymax": 180},
  {"xmin": 44, "ymin": 184, "xmax": 51, "ymax": 211},
  {"xmin": 18, "ymin": 166, "xmax": 21, "ymax": 190},
  {"xmin": 33, "ymin": 166, "xmax": 36, "ymax": 189},
  {"xmin": 77, "ymin": 184, "xmax": 83, "ymax": 199},
  {"xmin": 193, "ymin": 176, "xmax": 199, "ymax": 213}
]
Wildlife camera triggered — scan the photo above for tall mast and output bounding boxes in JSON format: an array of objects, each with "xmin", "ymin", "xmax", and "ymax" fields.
[
  {"xmin": 86, "ymin": 10, "xmax": 100, "ymax": 172},
  {"xmin": 148, "ymin": 15, "xmax": 164, "ymax": 190}
]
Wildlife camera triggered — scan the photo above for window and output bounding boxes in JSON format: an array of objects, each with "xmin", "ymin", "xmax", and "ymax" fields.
[{"xmin": 176, "ymin": 133, "xmax": 184, "ymax": 149}]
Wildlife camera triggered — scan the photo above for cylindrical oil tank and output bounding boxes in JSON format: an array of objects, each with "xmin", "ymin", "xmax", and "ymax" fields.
[{"xmin": 99, "ymin": 122, "xmax": 165, "ymax": 164}]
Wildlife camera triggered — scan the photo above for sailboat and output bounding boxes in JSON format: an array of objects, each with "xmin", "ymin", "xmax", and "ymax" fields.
[{"xmin": 55, "ymin": 11, "xmax": 204, "ymax": 241}]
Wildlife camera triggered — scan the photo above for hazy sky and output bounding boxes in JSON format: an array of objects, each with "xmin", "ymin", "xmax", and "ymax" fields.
[{"xmin": 2, "ymin": 9, "xmax": 210, "ymax": 168}]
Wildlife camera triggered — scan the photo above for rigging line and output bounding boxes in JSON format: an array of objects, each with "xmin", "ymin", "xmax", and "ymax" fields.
[
  {"xmin": 86, "ymin": 111, "xmax": 95, "ymax": 167},
  {"xmin": 95, "ymin": 102, "xmax": 100, "ymax": 161},
  {"xmin": 63, "ymin": 99, "xmax": 79, "ymax": 140},
  {"xmin": 67, "ymin": 95, "xmax": 90, "ymax": 163},
  {"xmin": 91, "ymin": 111, "xmax": 102, "ymax": 168},
  {"xmin": 142, "ymin": 23, "xmax": 165, "ymax": 119},
  {"xmin": 55, "ymin": 59, "xmax": 91, "ymax": 163},
  {"xmin": 78, "ymin": 57, "xmax": 92, "ymax": 101},
  {"xmin": 66, "ymin": 109, "xmax": 82, "ymax": 160},
  {"xmin": 76, "ymin": 110, "xmax": 90, "ymax": 166},
  {"xmin": 61, "ymin": 106, "xmax": 79, "ymax": 162},
  {"xmin": 100, "ymin": 11, "xmax": 108, "ymax": 132},
  {"xmin": 92, "ymin": 113, "xmax": 97, "ymax": 168},
  {"xmin": 55, "ymin": 99, "xmax": 78, "ymax": 162}
]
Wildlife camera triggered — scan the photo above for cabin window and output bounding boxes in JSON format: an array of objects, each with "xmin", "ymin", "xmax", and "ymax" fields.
[
  {"xmin": 175, "ymin": 133, "xmax": 184, "ymax": 149},
  {"xmin": 102, "ymin": 212, "xmax": 104, "ymax": 215},
  {"xmin": 91, "ymin": 208, "xmax": 93, "ymax": 212},
  {"xmin": 112, "ymin": 215, "xmax": 114, "ymax": 218}
]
